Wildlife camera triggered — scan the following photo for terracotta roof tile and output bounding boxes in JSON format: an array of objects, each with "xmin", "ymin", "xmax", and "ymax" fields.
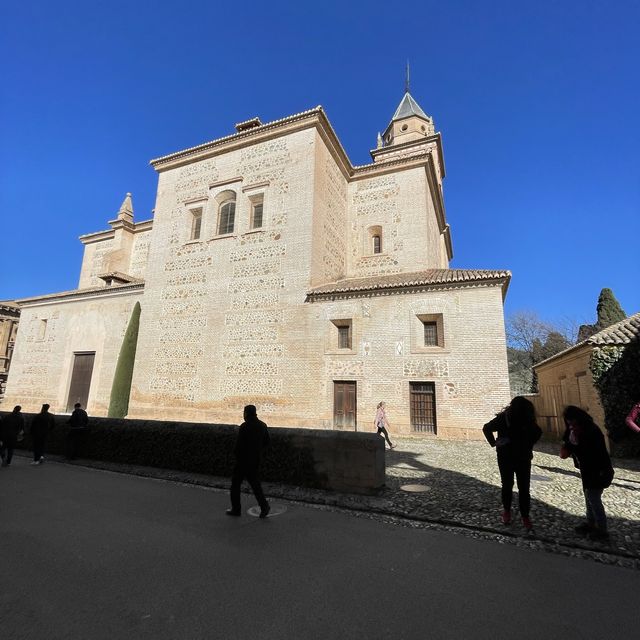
[{"xmin": 307, "ymin": 269, "xmax": 510, "ymax": 298}]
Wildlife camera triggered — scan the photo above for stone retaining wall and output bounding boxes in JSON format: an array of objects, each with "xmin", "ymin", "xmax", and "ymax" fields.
[{"xmin": 2, "ymin": 413, "xmax": 385, "ymax": 494}]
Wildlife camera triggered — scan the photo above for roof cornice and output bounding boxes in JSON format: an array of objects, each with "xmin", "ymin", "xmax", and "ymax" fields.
[
  {"xmin": 306, "ymin": 269, "xmax": 510, "ymax": 302},
  {"xmin": 16, "ymin": 282, "xmax": 145, "ymax": 307}
]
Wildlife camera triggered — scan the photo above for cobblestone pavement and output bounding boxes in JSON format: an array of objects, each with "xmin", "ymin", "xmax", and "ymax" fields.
[{"xmin": 15, "ymin": 438, "xmax": 640, "ymax": 569}]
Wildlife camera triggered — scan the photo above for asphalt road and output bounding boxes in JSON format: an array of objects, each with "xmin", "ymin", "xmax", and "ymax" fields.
[{"xmin": 0, "ymin": 456, "xmax": 637, "ymax": 640}]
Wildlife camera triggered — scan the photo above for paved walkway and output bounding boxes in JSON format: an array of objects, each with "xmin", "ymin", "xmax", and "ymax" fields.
[
  {"xmin": 1, "ymin": 458, "xmax": 639, "ymax": 640},
  {"xmin": 11, "ymin": 436, "xmax": 639, "ymax": 568}
]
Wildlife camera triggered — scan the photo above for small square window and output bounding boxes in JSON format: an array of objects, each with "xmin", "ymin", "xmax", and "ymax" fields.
[{"xmin": 331, "ymin": 319, "xmax": 353, "ymax": 351}]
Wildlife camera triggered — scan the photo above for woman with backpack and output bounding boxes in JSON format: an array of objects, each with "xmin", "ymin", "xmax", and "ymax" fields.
[
  {"xmin": 561, "ymin": 405, "xmax": 614, "ymax": 542},
  {"xmin": 483, "ymin": 396, "xmax": 542, "ymax": 530}
]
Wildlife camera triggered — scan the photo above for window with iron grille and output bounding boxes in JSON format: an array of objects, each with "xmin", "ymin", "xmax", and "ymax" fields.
[
  {"xmin": 373, "ymin": 234, "xmax": 381, "ymax": 254},
  {"xmin": 338, "ymin": 324, "xmax": 351, "ymax": 349},
  {"xmin": 423, "ymin": 321, "xmax": 438, "ymax": 346}
]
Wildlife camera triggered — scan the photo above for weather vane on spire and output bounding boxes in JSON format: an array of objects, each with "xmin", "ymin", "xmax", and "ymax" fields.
[{"xmin": 405, "ymin": 60, "xmax": 410, "ymax": 93}]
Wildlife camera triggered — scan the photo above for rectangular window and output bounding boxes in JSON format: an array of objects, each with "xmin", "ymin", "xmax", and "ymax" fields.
[
  {"xmin": 190, "ymin": 208, "xmax": 202, "ymax": 240},
  {"xmin": 423, "ymin": 321, "xmax": 438, "ymax": 346},
  {"xmin": 338, "ymin": 325, "xmax": 351, "ymax": 349},
  {"xmin": 410, "ymin": 382, "xmax": 437, "ymax": 434},
  {"xmin": 251, "ymin": 200, "xmax": 264, "ymax": 229},
  {"xmin": 37, "ymin": 319, "xmax": 48, "ymax": 341},
  {"xmin": 218, "ymin": 201, "xmax": 236, "ymax": 235}
]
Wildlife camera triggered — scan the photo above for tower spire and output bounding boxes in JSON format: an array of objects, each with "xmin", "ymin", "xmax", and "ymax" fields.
[{"xmin": 405, "ymin": 60, "xmax": 410, "ymax": 94}]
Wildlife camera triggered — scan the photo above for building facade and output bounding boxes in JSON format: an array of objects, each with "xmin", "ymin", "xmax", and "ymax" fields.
[
  {"xmin": 532, "ymin": 312, "xmax": 640, "ymax": 439},
  {"xmin": 4, "ymin": 91, "xmax": 511, "ymax": 437},
  {"xmin": 0, "ymin": 301, "xmax": 20, "ymax": 401}
]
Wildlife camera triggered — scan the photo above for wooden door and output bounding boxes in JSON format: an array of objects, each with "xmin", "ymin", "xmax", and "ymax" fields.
[
  {"xmin": 334, "ymin": 381, "xmax": 357, "ymax": 430},
  {"xmin": 66, "ymin": 352, "xmax": 95, "ymax": 412}
]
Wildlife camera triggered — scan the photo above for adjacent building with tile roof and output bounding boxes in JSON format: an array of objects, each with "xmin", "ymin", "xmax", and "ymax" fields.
[
  {"xmin": 3, "ymin": 90, "xmax": 511, "ymax": 437},
  {"xmin": 533, "ymin": 312, "xmax": 640, "ymax": 439}
]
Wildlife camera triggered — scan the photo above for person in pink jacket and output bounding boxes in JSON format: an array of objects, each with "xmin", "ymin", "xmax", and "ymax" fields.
[{"xmin": 625, "ymin": 402, "xmax": 640, "ymax": 434}]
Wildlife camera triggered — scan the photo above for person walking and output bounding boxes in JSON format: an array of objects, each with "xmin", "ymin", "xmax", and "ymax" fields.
[
  {"xmin": 30, "ymin": 404, "xmax": 55, "ymax": 465},
  {"xmin": 226, "ymin": 405, "xmax": 271, "ymax": 518},
  {"xmin": 561, "ymin": 405, "xmax": 614, "ymax": 542},
  {"xmin": 66, "ymin": 402, "xmax": 89, "ymax": 460},
  {"xmin": 0, "ymin": 406, "xmax": 24, "ymax": 467},
  {"xmin": 482, "ymin": 396, "xmax": 542, "ymax": 530},
  {"xmin": 373, "ymin": 401, "xmax": 395, "ymax": 449}
]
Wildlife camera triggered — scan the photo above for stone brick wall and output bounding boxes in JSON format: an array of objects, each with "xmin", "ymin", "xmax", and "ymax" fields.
[{"xmin": 2, "ymin": 292, "xmax": 142, "ymax": 413}]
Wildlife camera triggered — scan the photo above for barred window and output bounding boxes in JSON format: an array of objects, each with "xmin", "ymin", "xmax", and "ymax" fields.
[{"xmin": 423, "ymin": 321, "xmax": 438, "ymax": 346}]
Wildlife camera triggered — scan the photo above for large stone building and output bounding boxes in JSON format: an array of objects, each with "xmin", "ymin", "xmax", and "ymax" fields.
[
  {"xmin": 0, "ymin": 301, "xmax": 20, "ymax": 401},
  {"xmin": 3, "ymin": 90, "xmax": 511, "ymax": 437}
]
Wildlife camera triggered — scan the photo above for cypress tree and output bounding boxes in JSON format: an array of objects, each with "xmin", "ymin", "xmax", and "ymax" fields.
[
  {"xmin": 596, "ymin": 288, "xmax": 626, "ymax": 331},
  {"xmin": 108, "ymin": 301, "xmax": 141, "ymax": 418}
]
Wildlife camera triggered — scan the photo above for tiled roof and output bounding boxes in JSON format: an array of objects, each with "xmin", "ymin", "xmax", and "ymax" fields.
[
  {"xmin": 534, "ymin": 311, "xmax": 640, "ymax": 368},
  {"xmin": 587, "ymin": 312, "xmax": 640, "ymax": 345},
  {"xmin": 307, "ymin": 269, "xmax": 510, "ymax": 299},
  {"xmin": 391, "ymin": 92, "xmax": 429, "ymax": 121}
]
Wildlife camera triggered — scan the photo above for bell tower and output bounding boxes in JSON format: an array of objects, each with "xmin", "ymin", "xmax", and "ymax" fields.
[{"xmin": 378, "ymin": 65, "xmax": 435, "ymax": 148}]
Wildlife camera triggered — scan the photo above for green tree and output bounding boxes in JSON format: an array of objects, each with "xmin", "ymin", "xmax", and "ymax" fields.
[
  {"xmin": 595, "ymin": 288, "xmax": 626, "ymax": 331},
  {"xmin": 591, "ymin": 333, "xmax": 640, "ymax": 454},
  {"xmin": 108, "ymin": 302, "xmax": 141, "ymax": 418}
]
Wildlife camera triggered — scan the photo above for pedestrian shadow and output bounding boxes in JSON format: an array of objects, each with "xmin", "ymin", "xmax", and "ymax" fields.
[{"xmin": 380, "ymin": 446, "xmax": 640, "ymax": 560}]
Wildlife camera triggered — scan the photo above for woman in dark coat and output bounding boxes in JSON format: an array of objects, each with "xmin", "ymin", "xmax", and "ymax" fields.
[
  {"xmin": 561, "ymin": 406, "xmax": 614, "ymax": 541},
  {"xmin": 483, "ymin": 396, "xmax": 542, "ymax": 529}
]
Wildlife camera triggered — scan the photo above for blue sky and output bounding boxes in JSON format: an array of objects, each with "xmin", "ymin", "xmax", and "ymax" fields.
[{"xmin": 1, "ymin": 0, "xmax": 638, "ymax": 329}]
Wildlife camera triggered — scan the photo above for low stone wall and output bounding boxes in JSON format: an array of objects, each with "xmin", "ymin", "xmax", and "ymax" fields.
[{"xmin": 2, "ymin": 413, "xmax": 385, "ymax": 494}]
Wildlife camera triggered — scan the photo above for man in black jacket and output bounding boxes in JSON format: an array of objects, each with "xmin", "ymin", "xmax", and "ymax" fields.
[
  {"xmin": 67, "ymin": 402, "xmax": 89, "ymax": 460},
  {"xmin": 1, "ymin": 406, "xmax": 24, "ymax": 467},
  {"xmin": 30, "ymin": 404, "xmax": 55, "ymax": 465},
  {"xmin": 227, "ymin": 405, "xmax": 270, "ymax": 518}
]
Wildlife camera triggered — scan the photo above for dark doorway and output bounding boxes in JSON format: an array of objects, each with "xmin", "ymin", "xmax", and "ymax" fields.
[
  {"xmin": 334, "ymin": 381, "xmax": 357, "ymax": 430},
  {"xmin": 410, "ymin": 381, "xmax": 437, "ymax": 434},
  {"xmin": 66, "ymin": 352, "xmax": 95, "ymax": 412}
]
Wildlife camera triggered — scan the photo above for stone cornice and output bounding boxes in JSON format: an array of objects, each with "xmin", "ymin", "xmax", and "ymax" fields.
[
  {"xmin": 16, "ymin": 282, "xmax": 144, "ymax": 307},
  {"xmin": 369, "ymin": 132, "xmax": 446, "ymax": 179},
  {"xmin": 79, "ymin": 218, "xmax": 153, "ymax": 245}
]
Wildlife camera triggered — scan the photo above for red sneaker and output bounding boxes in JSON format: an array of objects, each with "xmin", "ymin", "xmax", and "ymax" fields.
[
  {"xmin": 501, "ymin": 510, "xmax": 512, "ymax": 525},
  {"xmin": 522, "ymin": 517, "xmax": 533, "ymax": 530}
]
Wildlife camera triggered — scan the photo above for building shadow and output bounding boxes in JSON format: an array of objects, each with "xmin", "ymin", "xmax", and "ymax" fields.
[{"xmin": 378, "ymin": 447, "xmax": 640, "ymax": 559}]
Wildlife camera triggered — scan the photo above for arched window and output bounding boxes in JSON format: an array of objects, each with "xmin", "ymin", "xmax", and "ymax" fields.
[
  {"xmin": 216, "ymin": 191, "xmax": 237, "ymax": 235},
  {"xmin": 373, "ymin": 234, "xmax": 381, "ymax": 254}
]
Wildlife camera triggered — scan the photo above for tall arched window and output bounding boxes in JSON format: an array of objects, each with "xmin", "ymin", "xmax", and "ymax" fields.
[
  {"xmin": 373, "ymin": 234, "xmax": 381, "ymax": 254},
  {"xmin": 216, "ymin": 191, "xmax": 237, "ymax": 235}
]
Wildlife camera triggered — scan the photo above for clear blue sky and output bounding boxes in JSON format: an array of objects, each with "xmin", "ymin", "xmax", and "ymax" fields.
[{"xmin": 1, "ymin": 0, "xmax": 638, "ymax": 328}]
